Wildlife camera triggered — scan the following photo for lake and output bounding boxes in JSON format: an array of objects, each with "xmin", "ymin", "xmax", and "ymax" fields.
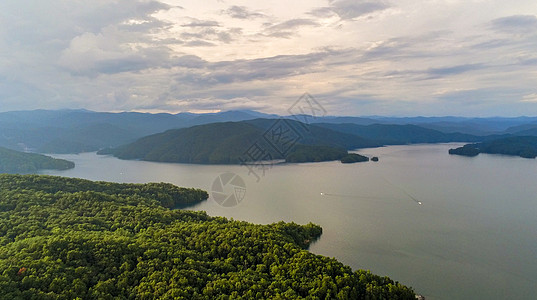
[{"xmin": 41, "ymin": 144, "xmax": 537, "ymax": 299}]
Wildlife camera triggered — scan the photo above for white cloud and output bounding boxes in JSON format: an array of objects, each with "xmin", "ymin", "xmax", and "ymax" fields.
[
  {"xmin": 521, "ymin": 93, "xmax": 537, "ymax": 103},
  {"xmin": 1, "ymin": 0, "xmax": 537, "ymax": 116}
]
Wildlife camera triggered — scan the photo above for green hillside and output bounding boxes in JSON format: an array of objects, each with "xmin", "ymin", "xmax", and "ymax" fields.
[
  {"xmin": 0, "ymin": 147, "xmax": 74, "ymax": 173},
  {"xmin": 0, "ymin": 174, "xmax": 415, "ymax": 299},
  {"xmin": 100, "ymin": 121, "xmax": 375, "ymax": 164},
  {"xmin": 449, "ymin": 136, "xmax": 537, "ymax": 158},
  {"xmin": 99, "ymin": 122, "xmax": 263, "ymax": 164}
]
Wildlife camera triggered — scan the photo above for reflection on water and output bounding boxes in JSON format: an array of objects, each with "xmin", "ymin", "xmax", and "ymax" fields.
[{"xmin": 43, "ymin": 144, "xmax": 537, "ymax": 300}]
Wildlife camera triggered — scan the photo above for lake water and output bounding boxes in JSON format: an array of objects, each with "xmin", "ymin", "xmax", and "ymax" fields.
[{"xmin": 42, "ymin": 144, "xmax": 537, "ymax": 299}]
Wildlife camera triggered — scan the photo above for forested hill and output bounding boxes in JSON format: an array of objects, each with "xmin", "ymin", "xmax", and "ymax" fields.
[
  {"xmin": 0, "ymin": 147, "xmax": 74, "ymax": 173},
  {"xmin": 99, "ymin": 122, "xmax": 265, "ymax": 164},
  {"xmin": 0, "ymin": 175, "xmax": 415, "ymax": 299},
  {"xmin": 99, "ymin": 118, "xmax": 490, "ymax": 165},
  {"xmin": 99, "ymin": 121, "xmax": 380, "ymax": 164},
  {"xmin": 449, "ymin": 136, "xmax": 537, "ymax": 158}
]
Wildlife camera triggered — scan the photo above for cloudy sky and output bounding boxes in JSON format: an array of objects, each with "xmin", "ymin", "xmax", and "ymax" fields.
[{"xmin": 1, "ymin": 0, "xmax": 536, "ymax": 116}]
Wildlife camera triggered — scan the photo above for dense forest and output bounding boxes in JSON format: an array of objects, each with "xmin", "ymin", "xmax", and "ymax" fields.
[
  {"xmin": 340, "ymin": 153, "xmax": 370, "ymax": 164},
  {"xmin": 0, "ymin": 147, "xmax": 74, "ymax": 173},
  {"xmin": 0, "ymin": 174, "xmax": 415, "ymax": 299},
  {"xmin": 449, "ymin": 136, "xmax": 537, "ymax": 158},
  {"xmin": 99, "ymin": 121, "xmax": 374, "ymax": 164}
]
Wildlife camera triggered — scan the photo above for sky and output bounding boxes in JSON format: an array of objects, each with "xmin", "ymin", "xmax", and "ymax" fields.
[{"xmin": 1, "ymin": 0, "xmax": 536, "ymax": 116}]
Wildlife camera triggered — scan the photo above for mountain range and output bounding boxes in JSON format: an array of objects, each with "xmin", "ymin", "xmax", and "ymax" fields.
[
  {"xmin": 98, "ymin": 118, "xmax": 485, "ymax": 164},
  {"xmin": 3, "ymin": 109, "xmax": 537, "ymax": 157}
]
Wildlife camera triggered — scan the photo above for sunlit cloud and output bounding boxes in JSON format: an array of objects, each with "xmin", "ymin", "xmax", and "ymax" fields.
[{"xmin": 0, "ymin": 0, "xmax": 536, "ymax": 116}]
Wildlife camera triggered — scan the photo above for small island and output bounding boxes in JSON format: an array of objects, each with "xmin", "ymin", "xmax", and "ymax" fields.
[
  {"xmin": 448, "ymin": 144, "xmax": 480, "ymax": 157},
  {"xmin": 0, "ymin": 147, "xmax": 75, "ymax": 173},
  {"xmin": 449, "ymin": 136, "xmax": 537, "ymax": 159},
  {"xmin": 340, "ymin": 153, "xmax": 369, "ymax": 163}
]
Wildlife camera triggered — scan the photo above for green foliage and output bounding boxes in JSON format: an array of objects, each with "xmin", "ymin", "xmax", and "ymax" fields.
[
  {"xmin": 0, "ymin": 147, "xmax": 74, "ymax": 173},
  {"xmin": 340, "ymin": 153, "xmax": 369, "ymax": 164},
  {"xmin": 0, "ymin": 175, "xmax": 415, "ymax": 299},
  {"xmin": 449, "ymin": 136, "xmax": 537, "ymax": 158},
  {"xmin": 99, "ymin": 122, "xmax": 263, "ymax": 164},
  {"xmin": 448, "ymin": 145, "xmax": 480, "ymax": 157},
  {"xmin": 100, "ymin": 121, "xmax": 377, "ymax": 164}
]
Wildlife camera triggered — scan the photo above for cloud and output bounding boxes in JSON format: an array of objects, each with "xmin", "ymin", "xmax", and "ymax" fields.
[
  {"xmin": 310, "ymin": 0, "xmax": 391, "ymax": 21},
  {"xmin": 169, "ymin": 51, "xmax": 333, "ymax": 87},
  {"xmin": 181, "ymin": 19, "xmax": 221, "ymax": 27},
  {"xmin": 1, "ymin": 1, "xmax": 537, "ymax": 116},
  {"xmin": 308, "ymin": 7, "xmax": 338, "ymax": 19},
  {"xmin": 184, "ymin": 40, "xmax": 217, "ymax": 47},
  {"xmin": 490, "ymin": 15, "xmax": 537, "ymax": 33},
  {"xmin": 426, "ymin": 63, "xmax": 485, "ymax": 77},
  {"xmin": 58, "ymin": 26, "xmax": 174, "ymax": 76},
  {"xmin": 1, "ymin": 0, "xmax": 173, "ymax": 79},
  {"xmin": 263, "ymin": 19, "xmax": 320, "ymax": 38},
  {"xmin": 521, "ymin": 93, "xmax": 537, "ymax": 103},
  {"xmin": 436, "ymin": 88, "xmax": 521, "ymax": 107},
  {"xmin": 179, "ymin": 27, "xmax": 243, "ymax": 45},
  {"xmin": 223, "ymin": 6, "xmax": 266, "ymax": 19}
]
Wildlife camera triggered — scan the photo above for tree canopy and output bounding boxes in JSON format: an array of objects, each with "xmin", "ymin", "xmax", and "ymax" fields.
[
  {"xmin": 0, "ymin": 147, "xmax": 74, "ymax": 173},
  {"xmin": 340, "ymin": 153, "xmax": 370, "ymax": 164},
  {"xmin": 449, "ymin": 136, "xmax": 537, "ymax": 158},
  {"xmin": 99, "ymin": 121, "xmax": 372, "ymax": 164},
  {"xmin": 0, "ymin": 174, "xmax": 415, "ymax": 299}
]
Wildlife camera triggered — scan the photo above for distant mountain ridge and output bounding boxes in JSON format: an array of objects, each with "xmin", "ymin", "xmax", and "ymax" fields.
[
  {"xmin": 313, "ymin": 123, "xmax": 479, "ymax": 144},
  {"xmin": 2, "ymin": 109, "xmax": 537, "ymax": 155},
  {"xmin": 0, "ymin": 109, "xmax": 278, "ymax": 153}
]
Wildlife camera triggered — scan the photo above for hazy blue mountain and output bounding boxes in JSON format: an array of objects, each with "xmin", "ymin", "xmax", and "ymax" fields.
[
  {"xmin": 504, "ymin": 123, "xmax": 537, "ymax": 136},
  {"xmin": 512, "ymin": 128, "xmax": 537, "ymax": 136},
  {"xmin": 243, "ymin": 119, "xmax": 382, "ymax": 149},
  {"xmin": 185, "ymin": 110, "xmax": 278, "ymax": 127},
  {"xmin": 0, "ymin": 146, "xmax": 74, "ymax": 173},
  {"xmin": 313, "ymin": 116, "xmax": 537, "ymax": 135},
  {"xmin": 0, "ymin": 110, "xmax": 274, "ymax": 153},
  {"xmin": 4, "ymin": 109, "xmax": 537, "ymax": 154},
  {"xmin": 314, "ymin": 123, "xmax": 480, "ymax": 144},
  {"xmin": 0, "ymin": 110, "xmax": 188, "ymax": 153},
  {"xmin": 293, "ymin": 115, "xmax": 381, "ymax": 126}
]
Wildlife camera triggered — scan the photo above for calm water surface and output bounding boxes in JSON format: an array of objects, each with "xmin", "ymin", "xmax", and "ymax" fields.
[{"xmin": 42, "ymin": 144, "xmax": 537, "ymax": 299}]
